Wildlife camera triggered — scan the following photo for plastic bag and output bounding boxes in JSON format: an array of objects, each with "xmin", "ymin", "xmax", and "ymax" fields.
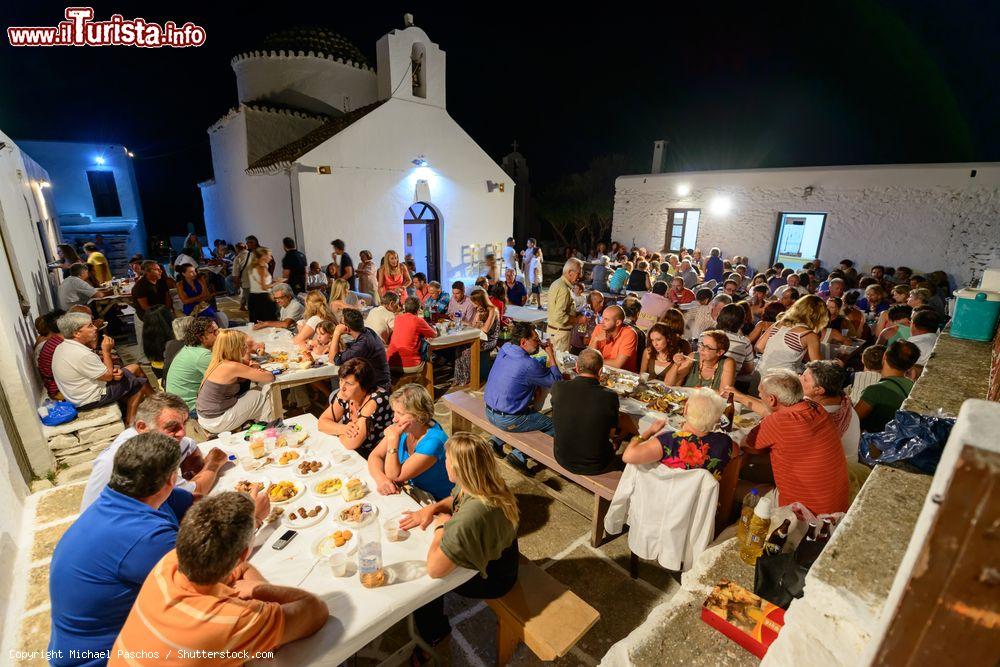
[
  {"xmin": 39, "ymin": 400, "xmax": 77, "ymax": 426},
  {"xmin": 859, "ymin": 410, "xmax": 955, "ymax": 474}
]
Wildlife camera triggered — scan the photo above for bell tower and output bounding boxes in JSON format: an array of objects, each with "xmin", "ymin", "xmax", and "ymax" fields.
[{"xmin": 375, "ymin": 15, "xmax": 446, "ymax": 109}]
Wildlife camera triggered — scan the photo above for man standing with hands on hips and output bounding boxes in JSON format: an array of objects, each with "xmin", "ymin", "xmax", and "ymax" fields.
[{"xmin": 547, "ymin": 257, "xmax": 583, "ymax": 354}]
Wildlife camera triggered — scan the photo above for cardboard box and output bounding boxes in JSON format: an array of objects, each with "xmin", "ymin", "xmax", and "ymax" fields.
[{"xmin": 701, "ymin": 579, "xmax": 785, "ymax": 658}]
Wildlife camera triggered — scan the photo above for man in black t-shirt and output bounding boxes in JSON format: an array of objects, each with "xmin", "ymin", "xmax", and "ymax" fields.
[
  {"xmin": 131, "ymin": 260, "xmax": 173, "ymax": 357},
  {"xmin": 551, "ymin": 348, "xmax": 626, "ymax": 475},
  {"xmin": 281, "ymin": 237, "xmax": 308, "ymax": 295},
  {"xmin": 330, "ymin": 238, "xmax": 355, "ymax": 291}
]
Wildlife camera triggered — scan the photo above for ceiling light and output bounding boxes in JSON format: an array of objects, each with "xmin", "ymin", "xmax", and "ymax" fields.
[
  {"xmin": 676, "ymin": 183, "xmax": 691, "ymax": 197},
  {"xmin": 94, "ymin": 155, "xmax": 105, "ymax": 165},
  {"xmin": 710, "ymin": 196, "xmax": 732, "ymax": 215}
]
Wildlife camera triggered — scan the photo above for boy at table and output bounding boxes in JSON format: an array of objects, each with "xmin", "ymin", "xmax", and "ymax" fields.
[{"xmin": 111, "ymin": 493, "xmax": 328, "ymax": 666}]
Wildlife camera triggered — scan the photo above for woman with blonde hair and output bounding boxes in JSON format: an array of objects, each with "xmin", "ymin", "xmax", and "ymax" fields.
[
  {"xmin": 368, "ymin": 383, "xmax": 453, "ymax": 501},
  {"xmin": 755, "ymin": 294, "xmax": 827, "ymax": 374},
  {"xmin": 247, "ymin": 246, "xmax": 279, "ymax": 323},
  {"xmin": 400, "ymin": 432, "xmax": 520, "ymax": 650},
  {"xmin": 377, "ymin": 249, "xmax": 412, "ymax": 300},
  {"xmin": 293, "ymin": 290, "xmax": 335, "ymax": 346},
  {"xmin": 622, "ymin": 387, "xmax": 733, "ymax": 475},
  {"xmin": 453, "ymin": 288, "xmax": 500, "ymax": 386},
  {"xmin": 196, "ymin": 329, "xmax": 275, "ymax": 433},
  {"xmin": 328, "ymin": 278, "xmax": 360, "ymax": 317}
]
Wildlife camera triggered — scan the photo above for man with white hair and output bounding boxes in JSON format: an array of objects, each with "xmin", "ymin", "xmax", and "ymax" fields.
[
  {"xmin": 52, "ymin": 312, "xmax": 152, "ymax": 424},
  {"xmin": 546, "ymin": 257, "xmax": 583, "ymax": 354},
  {"xmin": 678, "ymin": 259, "xmax": 700, "ymax": 289},
  {"xmin": 252, "ymin": 283, "xmax": 304, "ymax": 331},
  {"xmin": 727, "ymin": 369, "xmax": 849, "ymax": 515}
]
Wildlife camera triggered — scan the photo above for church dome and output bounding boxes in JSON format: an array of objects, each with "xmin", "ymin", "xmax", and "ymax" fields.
[{"xmin": 241, "ymin": 27, "xmax": 371, "ymax": 68}]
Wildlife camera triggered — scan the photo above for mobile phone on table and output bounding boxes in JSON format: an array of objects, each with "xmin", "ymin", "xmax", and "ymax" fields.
[{"xmin": 272, "ymin": 530, "xmax": 297, "ymax": 550}]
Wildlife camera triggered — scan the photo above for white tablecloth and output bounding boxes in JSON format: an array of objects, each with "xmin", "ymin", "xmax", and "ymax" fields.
[
  {"xmin": 236, "ymin": 326, "xmax": 341, "ymax": 387},
  {"xmin": 504, "ymin": 305, "xmax": 548, "ymax": 324},
  {"xmin": 205, "ymin": 414, "xmax": 475, "ymax": 666},
  {"xmin": 427, "ymin": 326, "xmax": 484, "ymax": 347}
]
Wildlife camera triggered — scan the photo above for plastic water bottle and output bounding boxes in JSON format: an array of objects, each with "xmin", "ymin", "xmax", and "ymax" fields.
[
  {"xmin": 736, "ymin": 488, "xmax": 759, "ymax": 546},
  {"xmin": 739, "ymin": 497, "xmax": 773, "ymax": 565},
  {"xmin": 357, "ymin": 520, "xmax": 386, "ymax": 588}
]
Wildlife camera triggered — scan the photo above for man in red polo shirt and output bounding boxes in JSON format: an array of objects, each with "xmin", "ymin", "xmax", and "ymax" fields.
[
  {"xmin": 667, "ymin": 276, "xmax": 696, "ymax": 305},
  {"xmin": 729, "ymin": 368, "xmax": 849, "ymax": 515},
  {"xmin": 589, "ymin": 305, "xmax": 639, "ymax": 372}
]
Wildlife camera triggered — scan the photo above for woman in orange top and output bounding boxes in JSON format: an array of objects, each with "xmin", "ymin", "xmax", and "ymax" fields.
[{"xmin": 377, "ymin": 250, "xmax": 412, "ymax": 299}]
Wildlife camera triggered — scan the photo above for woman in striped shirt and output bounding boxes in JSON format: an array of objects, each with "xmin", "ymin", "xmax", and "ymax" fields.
[{"xmin": 755, "ymin": 295, "xmax": 828, "ymax": 375}]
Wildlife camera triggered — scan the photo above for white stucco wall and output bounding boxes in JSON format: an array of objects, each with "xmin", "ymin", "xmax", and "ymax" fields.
[
  {"xmin": 376, "ymin": 26, "xmax": 446, "ymax": 109},
  {"xmin": 234, "ymin": 54, "xmax": 378, "ymax": 116},
  {"xmin": 200, "ymin": 111, "xmax": 294, "ymax": 253},
  {"xmin": 244, "ymin": 106, "xmax": 327, "ymax": 166},
  {"xmin": 612, "ymin": 163, "xmax": 1000, "ymax": 285},
  {"xmin": 293, "ymin": 97, "xmax": 511, "ymax": 283}
]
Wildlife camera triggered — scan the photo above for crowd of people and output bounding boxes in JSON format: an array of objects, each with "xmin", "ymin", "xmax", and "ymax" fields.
[{"xmin": 37, "ymin": 232, "xmax": 954, "ymax": 665}]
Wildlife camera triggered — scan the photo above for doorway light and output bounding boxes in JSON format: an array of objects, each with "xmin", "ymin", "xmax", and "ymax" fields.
[
  {"xmin": 94, "ymin": 155, "xmax": 106, "ymax": 165},
  {"xmin": 676, "ymin": 183, "xmax": 691, "ymax": 197},
  {"xmin": 411, "ymin": 155, "xmax": 429, "ymax": 167}
]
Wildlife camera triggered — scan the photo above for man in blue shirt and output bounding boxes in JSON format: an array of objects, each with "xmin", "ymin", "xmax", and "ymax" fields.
[
  {"xmin": 49, "ymin": 432, "xmax": 193, "ymax": 667},
  {"xmin": 424, "ymin": 280, "xmax": 450, "ymax": 314},
  {"xmin": 503, "ymin": 268, "xmax": 527, "ymax": 307},
  {"xmin": 332, "ymin": 308, "xmax": 392, "ymax": 390},
  {"xmin": 483, "ymin": 322, "xmax": 563, "ymax": 470}
]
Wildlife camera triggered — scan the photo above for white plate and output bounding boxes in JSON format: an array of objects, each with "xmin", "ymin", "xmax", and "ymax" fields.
[
  {"xmin": 281, "ymin": 502, "xmax": 329, "ymax": 529},
  {"xmin": 311, "ymin": 529, "xmax": 359, "ymax": 558},
  {"xmin": 293, "ymin": 458, "xmax": 331, "ymax": 478},
  {"xmin": 335, "ymin": 502, "xmax": 379, "ymax": 527},
  {"xmin": 311, "ymin": 476, "xmax": 345, "ymax": 497},
  {"xmin": 266, "ymin": 480, "xmax": 305, "ymax": 505},
  {"xmin": 271, "ymin": 448, "xmax": 304, "ymax": 467},
  {"xmin": 232, "ymin": 477, "xmax": 268, "ymax": 494}
]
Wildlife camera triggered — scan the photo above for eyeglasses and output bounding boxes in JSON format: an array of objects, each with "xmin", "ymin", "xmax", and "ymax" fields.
[{"xmin": 700, "ymin": 345, "xmax": 720, "ymax": 352}]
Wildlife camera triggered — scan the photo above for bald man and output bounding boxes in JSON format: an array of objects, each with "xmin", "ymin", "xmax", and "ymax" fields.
[{"xmin": 589, "ymin": 305, "xmax": 639, "ymax": 372}]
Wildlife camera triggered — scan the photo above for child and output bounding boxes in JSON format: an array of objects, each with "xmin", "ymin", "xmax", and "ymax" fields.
[
  {"xmin": 875, "ymin": 304, "xmax": 912, "ymax": 346},
  {"xmin": 528, "ymin": 247, "xmax": 544, "ymax": 308},
  {"xmin": 571, "ymin": 281, "xmax": 587, "ymax": 309},
  {"xmin": 850, "ymin": 345, "xmax": 885, "ymax": 405}
]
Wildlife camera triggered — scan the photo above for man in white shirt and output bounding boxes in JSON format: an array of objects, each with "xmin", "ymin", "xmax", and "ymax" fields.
[
  {"xmin": 907, "ymin": 310, "xmax": 940, "ymax": 372},
  {"xmin": 58, "ymin": 263, "xmax": 108, "ymax": 309},
  {"xmin": 448, "ymin": 281, "xmax": 478, "ymax": 325},
  {"xmin": 252, "ymin": 284, "xmax": 304, "ymax": 330},
  {"xmin": 773, "ymin": 272, "xmax": 802, "ymax": 300},
  {"xmin": 52, "ymin": 312, "xmax": 151, "ymax": 423},
  {"xmin": 522, "ymin": 238, "xmax": 536, "ymax": 281},
  {"xmin": 81, "ymin": 392, "xmax": 229, "ymax": 511},
  {"xmin": 502, "ymin": 237, "xmax": 519, "ymax": 276},
  {"xmin": 365, "ymin": 291, "xmax": 400, "ymax": 343}
]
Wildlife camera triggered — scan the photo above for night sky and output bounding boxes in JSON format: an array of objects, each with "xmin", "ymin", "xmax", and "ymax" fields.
[{"xmin": 1, "ymin": 1, "xmax": 997, "ymax": 237}]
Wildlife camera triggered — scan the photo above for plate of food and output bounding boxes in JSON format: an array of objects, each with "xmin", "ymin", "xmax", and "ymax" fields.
[
  {"xmin": 233, "ymin": 477, "xmax": 268, "ymax": 495},
  {"xmin": 311, "ymin": 529, "xmax": 358, "ymax": 557},
  {"xmin": 336, "ymin": 502, "xmax": 378, "ymax": 527},
  {"xmin": 294, "ymin": 458, "xmax": 329, "ymax": 478},
  {"xmin": 261, "ymin": 362, "xmax": 288, "ymax": 373},
  {"xmin": 340, "ymin": 478, "xmax": 367, "ymax": 501},
  {"xmin": 266, "ymin": 480, "xmax": 304, "ymax": 505},
  {"xmin": 271, "ymin": 448, "xmax": 302, "ymax": 467},
  {"xmin": 312, "ymin": 477, "xmax": 343, "ymax": 497},
  {"xmin": 279, "ymin": 503, "xmax": 328, "ymax": 529},
  {"xmin": 275, "ymin": 430, "xmax": 309, "ymax": 449}
]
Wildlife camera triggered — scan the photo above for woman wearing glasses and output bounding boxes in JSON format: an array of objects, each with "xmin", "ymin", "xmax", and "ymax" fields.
[{"xmin": 664, "ymin": 329, "xmax": 735, "ymax": 391}]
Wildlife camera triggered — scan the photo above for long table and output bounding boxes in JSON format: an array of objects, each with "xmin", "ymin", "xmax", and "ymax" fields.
[
  {"xmin": 206, "ymin": 414, "xmax": 475, "ymax": 666},
  {"xmin": 425, "ymin": 326, "xmax": 483, "ymax": 392},
  {"xmin": 504, "ymin": 304, "xmax": 549, "ymax": 325},
  {"xmin": 236, "ymin": 326, "xmax": 340, "ymax": 419}
]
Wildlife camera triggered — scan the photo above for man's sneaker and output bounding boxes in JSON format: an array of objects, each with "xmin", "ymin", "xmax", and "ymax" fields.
[
  {"xmin": 505, "ymin": 452, "xmax": 530, "ymax": 473},
  {"xmin": 490, "ymin": 440, "xmax": 506, "ymax": 458}
]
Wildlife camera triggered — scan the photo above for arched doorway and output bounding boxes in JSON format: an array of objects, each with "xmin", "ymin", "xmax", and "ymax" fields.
[{"xmin": 403, "ymin": 202, "xmax": 440, "ymax": 283}]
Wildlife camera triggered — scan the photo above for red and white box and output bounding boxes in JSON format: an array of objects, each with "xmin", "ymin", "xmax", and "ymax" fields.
[{"xmin": 701, "ymin": 579, "xmax": 785, "ymax": 658}]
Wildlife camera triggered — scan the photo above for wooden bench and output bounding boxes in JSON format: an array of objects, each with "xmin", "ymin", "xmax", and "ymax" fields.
[
  {"xmin": 444, "ymin": 390, "xmax": 621, "ymax": 547},
  {"xmin": 487, "ymin": 556, "xmax": 600, "ymax": 665}
]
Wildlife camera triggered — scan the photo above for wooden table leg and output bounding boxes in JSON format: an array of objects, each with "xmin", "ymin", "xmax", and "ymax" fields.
[
  {"xmin": 470, "ymin": 337, "xmax": 482, "ymax": 391},
  {"xmin": 591, "ymin": 495, "xmax": 610, "ymax": 547},
  {"xmin": 270, "ymin": 385, "xmax": 284, "ymax": 421},
  {"xmin": 424, "ymin": 359, "xmax": 435, "ymax": 394}
]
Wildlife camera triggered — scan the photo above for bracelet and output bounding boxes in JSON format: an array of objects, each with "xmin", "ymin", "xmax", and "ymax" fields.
[{"xmin": 434, "ymin": 524, "xmax": 445, "ymax": 532}]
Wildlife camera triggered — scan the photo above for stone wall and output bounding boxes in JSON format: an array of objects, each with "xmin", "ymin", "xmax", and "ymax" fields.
[
  {"xmin": 612, "ymin": 167, "xmax": 1000, "ymax": 286},
  {"xmin": 41, "ymin": 404, "xmax": 124, "ymax": 469}
]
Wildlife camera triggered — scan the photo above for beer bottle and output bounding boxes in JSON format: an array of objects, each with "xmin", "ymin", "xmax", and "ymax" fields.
[
  {"xmin": 794, "ymin": 522, "xmax": 821, "ymax": 567},
  {"xmin": 723, "ymin": 392, "xmax": 736, "ymax": 433},
  {"xmin": 762, "ymin": 518, "xmax": 791, "ymax": 557}
]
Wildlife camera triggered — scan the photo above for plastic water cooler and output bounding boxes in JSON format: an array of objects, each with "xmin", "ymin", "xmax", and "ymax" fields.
[{"xmin": 950, "ymin": 268, "xmax": 1000, "ymax": 341}]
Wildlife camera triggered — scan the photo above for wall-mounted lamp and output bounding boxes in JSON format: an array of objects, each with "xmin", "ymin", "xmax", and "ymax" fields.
[
  {"xmin": 803, "ymin": 186, "xmax": 814, "ymax": 198},
  {"xmin": 127, "ymin": 151, "xmax": 135, "ymax": 158},
  {"xmin": 411, "ymin": 155, "xmax": 429, "ymax": 167},
  {"xmin": 38, "ymin": 180, "xmax": 51, "ymax": 189},
  {"xmin": 676, "ymin": 183, "xmax": 691, "ymax": 197},
  {"xmin": 318, "ymin": 165, "xmax": 332, "ymax": 174},
  {"xmin": 710, "ymin": 196, "xmax": 732, "ymax": 215},
  {"xmin": 486, "ymin": 180, "xmax": 505, "ymax": 193},
  {"xmin": 94, "ymin": 155, "xmax": 106, "ymax": 165}
]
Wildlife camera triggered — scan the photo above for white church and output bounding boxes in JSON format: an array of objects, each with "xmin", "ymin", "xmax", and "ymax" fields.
[{"xmin": 199, "ymin": 18, "xmax": 513, "ymax": 284}]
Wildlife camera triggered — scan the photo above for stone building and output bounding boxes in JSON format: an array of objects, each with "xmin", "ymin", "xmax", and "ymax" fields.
[{"xmin": 501, "ymin": 142, "xmax": 535, "ymax": 244}]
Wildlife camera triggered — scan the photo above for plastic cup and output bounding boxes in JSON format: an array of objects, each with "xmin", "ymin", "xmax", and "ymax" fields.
[
  {"xmin": 219, "ymin": 431, "xmax": 233, "ymax": 446},
  {"xmin": 384, "ymin": 517, "xmax": 408, "ymax": 542},
  {"xmin": 327, "ymin": 552, "xmax": 348, "ymax": 577}
]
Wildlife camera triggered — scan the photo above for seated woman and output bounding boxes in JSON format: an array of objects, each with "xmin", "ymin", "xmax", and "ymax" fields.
[
  {"xmin": 873, "ymin": 284, "xmax": 910, "ymax": 337},
  {"xmin": 454, "ymin": 289, "xmax": 500, "ymax": 386},
  {"xmin": 755, "ymin": 294, "xmax": 827, "ymax": 374},
  {"xmin": 368, "ymin": 384, "xmax": 453, "ymax": 501},
  {"xmin": 387, "ymin": 296, "xmax": 437, "ymax": 374},
  {"xmin": 176, "ymin": 263, "xmax": 228, "ymax": 328},
  {"xmin": 825, "ymin": 297, "xmax": 858, "ymax": 340},
  {"xmin": 622, "ymin": 387, "xmax": 733, "ymax": 476},
  {"xmin": 400, "ymin": 433, "xmax": 519, "ymax": 653},
  {"xmin": 293, "ymin": 291, "xmax": 335, "ymax": 346},
  {"xmin": 162, "ymin": 315, "xmax": 194, "ymax": 378},
  {"xmin": 640, "ymin": 314, "xmax": 690, "ymax": 381},
  {"xmin": 317, "ymin": 358, "xmax": 393, "ymax": 457},
  {"xmin": 666, "ymin": 329, "xmax": 736, "ymax": 391},
  {"xmin": 195, "ymin": 329, "xmax": 275, "ymax": 434},
  {"xmin": 328, "ymin": 278, "xmax": 361, "ymax": 320}
]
